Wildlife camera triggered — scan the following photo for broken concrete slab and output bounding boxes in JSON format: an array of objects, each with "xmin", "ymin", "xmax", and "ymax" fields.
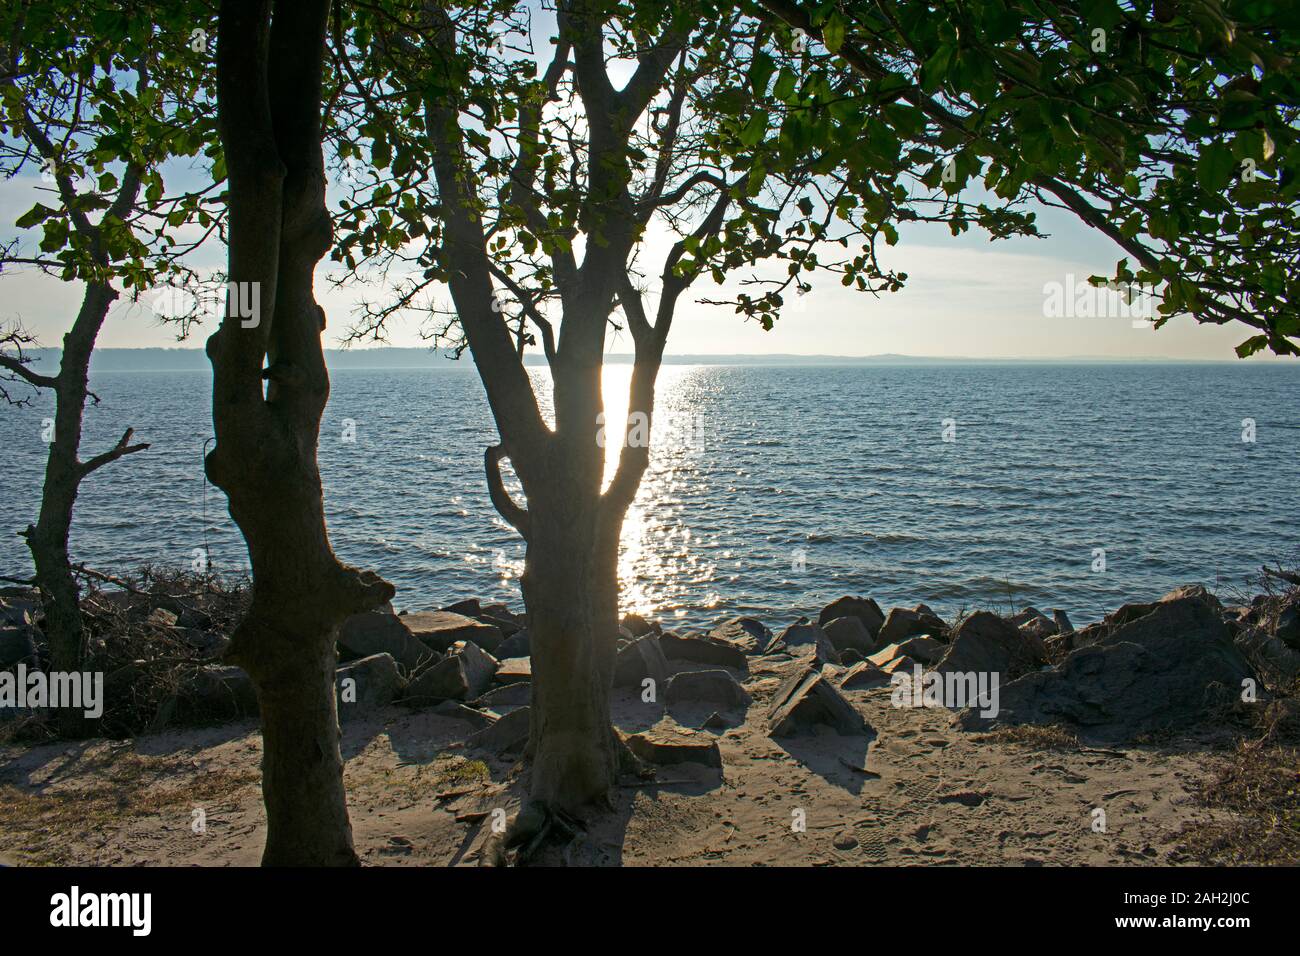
[{"xmin": 767, "ymin": 664, "xmax": 870, "ymax": 737}]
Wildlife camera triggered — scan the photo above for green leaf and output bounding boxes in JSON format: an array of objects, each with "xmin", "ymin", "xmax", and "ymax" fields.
[{"xmin": 823, "ymin": 13, "xmax": 847, "ymax": 54}]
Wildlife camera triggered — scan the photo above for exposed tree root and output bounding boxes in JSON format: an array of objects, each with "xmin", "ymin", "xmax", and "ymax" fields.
[{"xmin": 480, "ymin": 800, "xmax": 587, "ymax": 867}]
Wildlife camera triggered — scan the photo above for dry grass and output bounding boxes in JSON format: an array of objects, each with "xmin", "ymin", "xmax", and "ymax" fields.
[
  {"xmin": 1176, "ymin": 739, "xmax": 1300, "ymax": 865},
  {"xmin": 970, "ymin": 722, "xmax": 1082, "ymax": 750},
  {"xmin": 0, "ymin": 747, "xmax": 260, "ymax": 865}
]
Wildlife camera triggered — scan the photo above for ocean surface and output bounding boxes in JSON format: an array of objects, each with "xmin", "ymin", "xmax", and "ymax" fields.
[{"xmin": 1, "ymin": 362, "xmax": 1297, "ymax": 631}]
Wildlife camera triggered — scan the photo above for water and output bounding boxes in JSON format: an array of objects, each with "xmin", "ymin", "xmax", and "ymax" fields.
[{"xmin": 1, "ymin": 363, "xmax": 1296, "ymax": 630}]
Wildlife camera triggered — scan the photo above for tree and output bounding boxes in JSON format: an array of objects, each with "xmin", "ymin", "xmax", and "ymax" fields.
[
  {"xmin": 750, "ymin": 0, "xmax": 1299, "ymax": 356},
  {"xmin": 0, "ymin": 0, "xmax": 222, "ymax": 735},
  {"xmin": 336, "ymin": 0, "xmax": 1296, "ymax": 828},
  {"xmin": 207, "ymin": 0, "xmax": 394, "ymax": 865}
]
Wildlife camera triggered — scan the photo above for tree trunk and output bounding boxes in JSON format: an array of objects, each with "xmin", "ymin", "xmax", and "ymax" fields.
[
  {"xmin": 23, "ymin": 281, "xmax": 118, "ymax": 739},
  {"xmin": 209, "ymin": 0, "xmax": 392, "ymax": 866},
  {"xmin": 519, "ymin": 452, "xmax": 625, "ymax": 812}
]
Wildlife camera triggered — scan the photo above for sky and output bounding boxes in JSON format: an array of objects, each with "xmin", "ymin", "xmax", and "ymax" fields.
[
  {"xmin": 0, "ymin": 168, "xmax": 1266, "ymax": 361},
  {"xmin": 0, "ymin": 6, "xmax": 1281, "ymax": 365}
]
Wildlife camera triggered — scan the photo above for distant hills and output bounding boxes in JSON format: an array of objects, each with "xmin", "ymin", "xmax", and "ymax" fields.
[{"xmin": 16, "ymin": 347, "xmax": 1271, "ymax": 372}]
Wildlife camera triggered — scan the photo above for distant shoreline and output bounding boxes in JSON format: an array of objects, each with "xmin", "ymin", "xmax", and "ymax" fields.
[{"xmin": 21, "ymin": 347, "xmax": 1298, "ymax": 373}]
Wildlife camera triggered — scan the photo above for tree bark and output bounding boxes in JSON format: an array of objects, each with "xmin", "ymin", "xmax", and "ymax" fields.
[
  {"xmin": 520, "ymin": 485, "xmax": 624, "ymax": 812},
  {"xmin": 210, "ymin": 0, "xmax": 392, "ymax": 866},
  {"xmin": 23, "ymin": 281, "xmax": 121, "ymax": 738}
]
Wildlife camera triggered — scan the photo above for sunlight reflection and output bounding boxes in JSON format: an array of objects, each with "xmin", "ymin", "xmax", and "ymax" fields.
[{"xmin": 500, "ymin": 364, "xmax": 720, "ymax": 622}]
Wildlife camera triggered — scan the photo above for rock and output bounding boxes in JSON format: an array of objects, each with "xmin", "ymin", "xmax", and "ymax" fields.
[
  {"xmin": 1160, "ymin": 583, "xmax": 1222, "ymax": 613},
  {"xmin": 494, "ymin": 628, "xmax": 531, "ymax": 659},
  {"xmin": 441, "ymin": 599, "xmax": 481, "ymax": 617},
  {"xmin": 879, "ymin": 654, "xmax": 920, "ymax": 675},
  {"xmin": 822, "ymin": 615, "xmax": 877, "ymax": 655},
  {"xmin": 839, "ymin": 648, "xmax": 864, "ymax": 665},
  {"xmin": 473, "ymin": 682, "xmax": 532, "ymax": 710},
  {"xmin": 336, "ymin": 653, "xmax": 402, "ymax": 717},
  {"xmin": 494, "ymin": 657, "xmax": 532, "ymax": 685},
  {"xmin": 404, "ymin": 641, "xmax": 498, "ymax": 701},
  {"xmin": 767, "ymin": 663, "xmax": 870, "ymax": 737},
  {"xmin": 339, "ymin": 610, "xmax": 436, "ymax": 671},
  {"xmin": 665, "ymin": 669, "xmax": 750, "ymax": 709},
  {"xmin": 956, "ymin": 594, "xmax": 1257, "ymax": 739},
  {"xmin": 175, "ymin": 605, "xmax": 212, "ymax": 630},
  {"xmin": 700, "ymin": 711, "xmax": 729, "ymax": 731},
  {"xmin": 869, "ymin": 636, "xmax": 947, "ymax": 667},
  {"xmin": 878, "ymin": 605, "xmax": 947, "ymax": 645},
  {"xmin": 181, "ymin": 665, "xmax": 258, "ymax": 719},
  {"xmin": 817, "ymin": 595, "xmax": 885, "ymax": 639},
  {"xmin": 707, "ymin": 617, "xmax": 772, "ymax": 655},
  {"xmin": 621, "ymin": 613, "xmax": 658, "ymax": 638},
  {"xmin": 833, "ymin": 831, "xmax": 859, "ymax": 851},
  {"xmin": 401, "ymin": 610, "xmax": 505, "ymax": 655},
  {"xmin": 932, "ymin": 612, "xmax": 1047, "ymax": 682},
  {"xmin": 479, "ymin": 603, "xmax": 523, "ymax": 625},
  {"xmin": 0, "ymin": 626, "xmax": 38, "ymax": 668},
  {"xmin": 765, "ymin": 620, "xmax": 838, "ymax": 665},
  {"xmin": 614, "ymin": 634, "xmax": 670, "ymax": 688},
  {"xmin": 174, "ymin": 627, "xmax": 229, "ymax": 658},
  {"xmin": 1019, "ymin": 616, "xmax": 1058, "ymax": 641},
  {"xmin": 625, "ymin": 725, "xmax": 722, "ymax": 768},
  {"xmin": 1051, "ymin": 609, "xmax": 1074, "ymax": 636},
  {"xmin": 1236, "ymin": 626, "xmax": 1300, "ymax": 684},
  {"xmin": 1008, "ymin": 606, "xmax": 1048, "ymax": 629},
  {"xmin": 839, "ymin": 660, "xmax": 892, "ymax": 690},
  {"xmin": 659, "ymin": 632, "xmax": 747, "ymax": 670},
  {"xmin": 432, "ymin": 700, "xmax": 498, "ymax": 728},
  {"xmin": 467, "ymin": 706, "xmax": 531, "ymax": 754}
]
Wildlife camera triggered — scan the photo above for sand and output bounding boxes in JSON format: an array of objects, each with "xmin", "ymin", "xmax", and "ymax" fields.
[{"xmin": 0, "ymin": 655, "xmax": 1233, "ymax": 867}]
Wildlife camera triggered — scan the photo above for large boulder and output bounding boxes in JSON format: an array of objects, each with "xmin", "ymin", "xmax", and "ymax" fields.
[
  {"xmin": 494, "ymin": 657, "xmax": 531, "ymax": 685},
  {"xmin": 878, "ymin": 605, "xmax": 948, "ymax": 645},
  {"xmin": 659, "ymin": 632, "xmax": 747, "ymax": 670},
  {"xmin": 473, "ymin": 682, "xmax": 532, "ymax": 710},
  {"xmin": 625, "ymin": 725, "xmax": 722, "ymax": 768},
  {"xmin": 336, "ymin": 653, "xmax": 402, "ymax": 718},
  {"xmin": 870, "ymin": 636, "xmax": 947, "ymax": 668},
  {"xmin": 817, "ymin": 595, "xmax": 885, "ymax": 638},
  {"xmin": 665, "ymin": 669, "xmax": 750, "ymax": 709},
  {"xmin": 932, "ymin": 612, "xmax": 1047, "ymax": 682},
  {"xmin": 494, "ymin": 628, "xmax": 531, "ymax": 660},
  {"xmin": 180, "ymin": 665, "xmax": 258, "ymax": 720},
  {"xmin": 839, "ymin": 660, "xmax": 892, "ymax": 690},
  {"xmin": 467, "ymin": 706, "xmax": 531, "ymax": 754},
  {"xmin": 765, "ymin": 620, "xmax": 839, "ymax": 666},
  {"xmin": 956, "ymin": 593, "xmax": 1256, "ymax": 739},
  {"xmin": 1236, "ymin": 626, "xmax": 1300, "ymax": 684},
  {"xmin": 0, "ymin": 625, "xmax": 38, "ymax": 669},
  {"xmin": 1011, "ymin": 607, "xmax": 1058, "ymax": 641},
  {"xmin": 338, "ymin": 610, "xmax": 436, "ymax": 671},
  {"xmin": 1270, "ymin": 597, "xmax": 1300, "ymax": 650},
  {"xmin": 767, "ymin": 663, "xmax": 870, "ymax": 737},
  {"xmin": 821, "ymin": 616, "xmax": 876, "ymax": 655},
  {"xmin": 707, "ymin": 617, "xmax": 772, "ymax": 655},
  {"xmin": 401, "ymin": 610, "xmax": 505, "ymax": 655},
  {"xmin": 404, "ymin": 641, "xmax": 497, "ymax": 701},
  {"xmin": 621, "ymin": 613, "xmax": 659, "ymax": 638},
  {"xmin": 614, "ymin": 634, "xmax": 670, "ymax": 689}
]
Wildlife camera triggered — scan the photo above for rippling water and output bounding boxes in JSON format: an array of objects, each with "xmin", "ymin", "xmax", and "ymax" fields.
[{"xmin": 1, "ymin": 362, "xmax": 1296, "ymax": 629}]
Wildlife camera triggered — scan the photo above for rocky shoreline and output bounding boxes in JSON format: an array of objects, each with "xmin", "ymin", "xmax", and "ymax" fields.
[{"xmin": 4, "ymin": 576, "xmax": 1298, "ymax": 763}]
